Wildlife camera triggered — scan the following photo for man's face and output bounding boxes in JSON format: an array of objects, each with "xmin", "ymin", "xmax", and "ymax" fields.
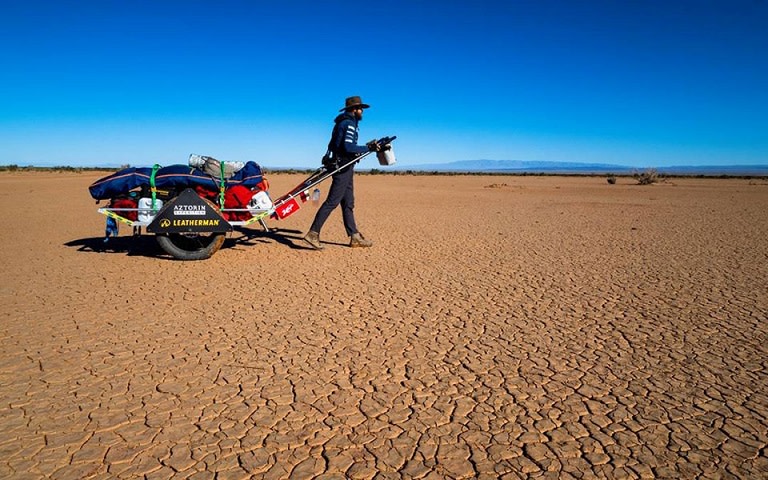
[{"xmin": 354, "ymin": 108, "xmax": 364, "ymax": 120}]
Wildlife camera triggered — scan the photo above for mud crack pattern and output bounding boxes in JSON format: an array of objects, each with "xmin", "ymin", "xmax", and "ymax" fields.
[{"xmin": 1, "ymin": 173, "xmax": 767, "ymax": 478}]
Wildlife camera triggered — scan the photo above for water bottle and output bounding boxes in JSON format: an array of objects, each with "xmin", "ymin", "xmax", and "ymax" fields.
[
  {"xmin": 311, "ymin": 188, "xmax": 321, "ymax": 205},
  {"xmin": 104, "ymin": 217, "xmax": 118, "ymax": 242}
]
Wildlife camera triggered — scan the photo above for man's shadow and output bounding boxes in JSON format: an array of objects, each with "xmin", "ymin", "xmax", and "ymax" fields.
[{"xmin": 229, "ymin": 227, "xmax": 354, "ymax": 251}]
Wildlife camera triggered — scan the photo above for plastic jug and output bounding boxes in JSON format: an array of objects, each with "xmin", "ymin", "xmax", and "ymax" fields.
[
  {"xmin": 376, "ymin": 147, "xmax": 396, "ymax": 166},
  {"xmin": 138, "ymin": 198, "xmax": 163, "ymax": 223},
  {"xmin": 248, "ymin": 191, "xmax": 273, "ymax": 213}
]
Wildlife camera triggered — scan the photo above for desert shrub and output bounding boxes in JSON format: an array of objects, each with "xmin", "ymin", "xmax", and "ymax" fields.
[
  {"xmin": 52, "ymin": 166, "xmax": 82, "ymax": 173},
  {"xmin": 607, "ymin": 176, "xmax": 616, "ymax": 184},
  {"xmin": 634, "ymin": 168, "xmax": 659, "ymax": 185}
]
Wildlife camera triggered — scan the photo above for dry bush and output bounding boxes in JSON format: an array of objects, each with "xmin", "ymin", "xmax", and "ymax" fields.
[{"xmin": 634, "ymin": 168, "xmax": 659, "ymax": 185}]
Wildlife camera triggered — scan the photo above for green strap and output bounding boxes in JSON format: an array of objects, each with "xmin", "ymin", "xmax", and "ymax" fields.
[
  {"xmin": 150, "ymin": 164, "xmax": 161, "ymax": 209},
  {"xmin": 218, "ymin": 161, "xmax": 226, "ymax": 208}
]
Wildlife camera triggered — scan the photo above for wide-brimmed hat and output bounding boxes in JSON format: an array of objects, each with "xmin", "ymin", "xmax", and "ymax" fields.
[{"xmin": 340, "ymin": 96, "xmax": 370, "ymax": 112}]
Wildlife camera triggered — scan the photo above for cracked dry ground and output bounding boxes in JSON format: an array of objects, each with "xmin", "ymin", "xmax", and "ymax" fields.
[{"xmin": 1, "ymin": 173, "xmax": 767, "ymax": 479}]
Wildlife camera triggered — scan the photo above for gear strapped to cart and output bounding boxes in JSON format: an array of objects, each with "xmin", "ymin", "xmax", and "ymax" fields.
[{"xmin": 90, "ymin": 136, "xmax": 396, "ymax": 260}]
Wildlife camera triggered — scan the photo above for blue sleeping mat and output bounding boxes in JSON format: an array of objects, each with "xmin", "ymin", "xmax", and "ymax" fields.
[{"xmin": 89, "ymin": 162, "xmax": 265, "ymax": 200}]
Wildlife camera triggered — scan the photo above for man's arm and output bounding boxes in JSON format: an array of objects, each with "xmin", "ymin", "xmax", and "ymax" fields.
[{"xmin": 340, "ymin": 119, "xmax": 369, "ymax": 155}]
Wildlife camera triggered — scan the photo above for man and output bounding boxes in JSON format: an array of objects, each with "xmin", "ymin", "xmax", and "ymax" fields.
[{"xmin": 303, "ymin": 96, "xmax": 380, "ymax": 250}]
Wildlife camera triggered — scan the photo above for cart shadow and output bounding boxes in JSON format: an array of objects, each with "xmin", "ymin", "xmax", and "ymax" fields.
[
  {"xmin": 64, "ymin": 235, "xmax": 165, "ymax": 257},
  {"xmin": 65, "ymin": 227, "xmax": 320, "ymax": 259}
]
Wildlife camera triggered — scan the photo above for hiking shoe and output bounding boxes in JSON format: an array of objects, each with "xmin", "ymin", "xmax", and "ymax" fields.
[
  {"xmin": 303, "ymin": 231, "xmax": 324, "ymax": 250},
  {"xmin": 350, "ymin": 232, "xmax": 373, "ymax": 248}
]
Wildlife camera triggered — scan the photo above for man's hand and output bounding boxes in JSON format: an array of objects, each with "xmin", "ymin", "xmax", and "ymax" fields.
[{"xmin": 366, "ymin": 139, "xmax": 381, "ymax": 152}]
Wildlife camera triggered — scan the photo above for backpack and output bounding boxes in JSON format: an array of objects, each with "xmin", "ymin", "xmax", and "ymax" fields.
[{"xmin": 321, "ymin": 114, "xmax": 348, "ymax": 169}]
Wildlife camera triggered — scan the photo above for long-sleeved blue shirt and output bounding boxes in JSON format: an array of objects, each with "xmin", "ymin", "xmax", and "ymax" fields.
[{"xmin": 331, "ymin": 112, "xmax": 368, "ymax": 158}]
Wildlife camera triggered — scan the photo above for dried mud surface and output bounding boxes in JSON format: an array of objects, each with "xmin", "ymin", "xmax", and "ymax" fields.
[{"xmin": 1, "ymin": 171, "xmax": 767, "ymax": 479}]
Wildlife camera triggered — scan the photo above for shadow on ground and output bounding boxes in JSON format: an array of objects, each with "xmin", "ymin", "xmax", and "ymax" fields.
[
  {"xmin": 65, "ymin": 227, "xmax": 314, "ymax": 259},
  {"xmin": 64, "ymin": 235, "xmax": 165, "ymax": 258},
  {"xmin": 225, "ymin": 227, "xmax": 319, "ymax": 251}
]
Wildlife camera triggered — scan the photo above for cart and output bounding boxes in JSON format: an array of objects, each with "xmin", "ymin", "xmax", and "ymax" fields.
[{"xmin": 92, "ymin": 136, "xmax": 396, "ymax": 260}]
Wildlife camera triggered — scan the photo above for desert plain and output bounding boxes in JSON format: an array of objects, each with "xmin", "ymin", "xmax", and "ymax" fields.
[{"xmin": 0, "ymin": 170, "xmax": 766, "ymax": 479}]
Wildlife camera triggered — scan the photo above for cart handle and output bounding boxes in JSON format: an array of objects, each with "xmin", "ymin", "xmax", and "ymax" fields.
[{"xmin": 377, "ymin": 136, "xmax": 396, "ymax": 147}]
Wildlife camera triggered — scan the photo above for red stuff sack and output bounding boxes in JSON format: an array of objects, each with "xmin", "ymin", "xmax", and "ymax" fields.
[
  {"xmin": 194, "ymin": 185, "xmax": 219, "ymax": 203},
  {"xmin": 223, "ymin": 185, "xmax": 254, "ymax": 221},
  {"xmin": 110, "ymin": 197, "xmax": 138, "ymax": 221}
]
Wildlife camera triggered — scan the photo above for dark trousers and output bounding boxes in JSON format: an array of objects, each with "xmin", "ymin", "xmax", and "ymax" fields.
[{"xmin": 309, "ymin": 166, "xmax": 358, "ymax": 236}]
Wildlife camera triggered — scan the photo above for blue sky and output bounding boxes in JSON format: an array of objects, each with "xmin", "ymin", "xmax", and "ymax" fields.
[{"xmin": 2, "ymin": 0, "xmax": 767, "ymax": 169}]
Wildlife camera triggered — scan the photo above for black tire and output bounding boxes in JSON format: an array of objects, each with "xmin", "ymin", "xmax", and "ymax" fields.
[{"xmin": 156, "ymin": 232, "xmax": 225, "ymax": 261}]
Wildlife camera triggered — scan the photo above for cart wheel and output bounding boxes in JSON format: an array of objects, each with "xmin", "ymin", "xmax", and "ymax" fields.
[{"xmin": 156, "ymin": 232, "xmax": 225, "ymax": 261}]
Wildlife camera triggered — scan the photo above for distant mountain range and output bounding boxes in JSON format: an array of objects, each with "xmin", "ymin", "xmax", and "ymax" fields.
[
  {"xmin": 388, "ymin": 160, "xmax": 768, "ymax": 176},
  {"xmin": 7, "ymin": 159, "xmax": 766, "ymax": 177}
]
